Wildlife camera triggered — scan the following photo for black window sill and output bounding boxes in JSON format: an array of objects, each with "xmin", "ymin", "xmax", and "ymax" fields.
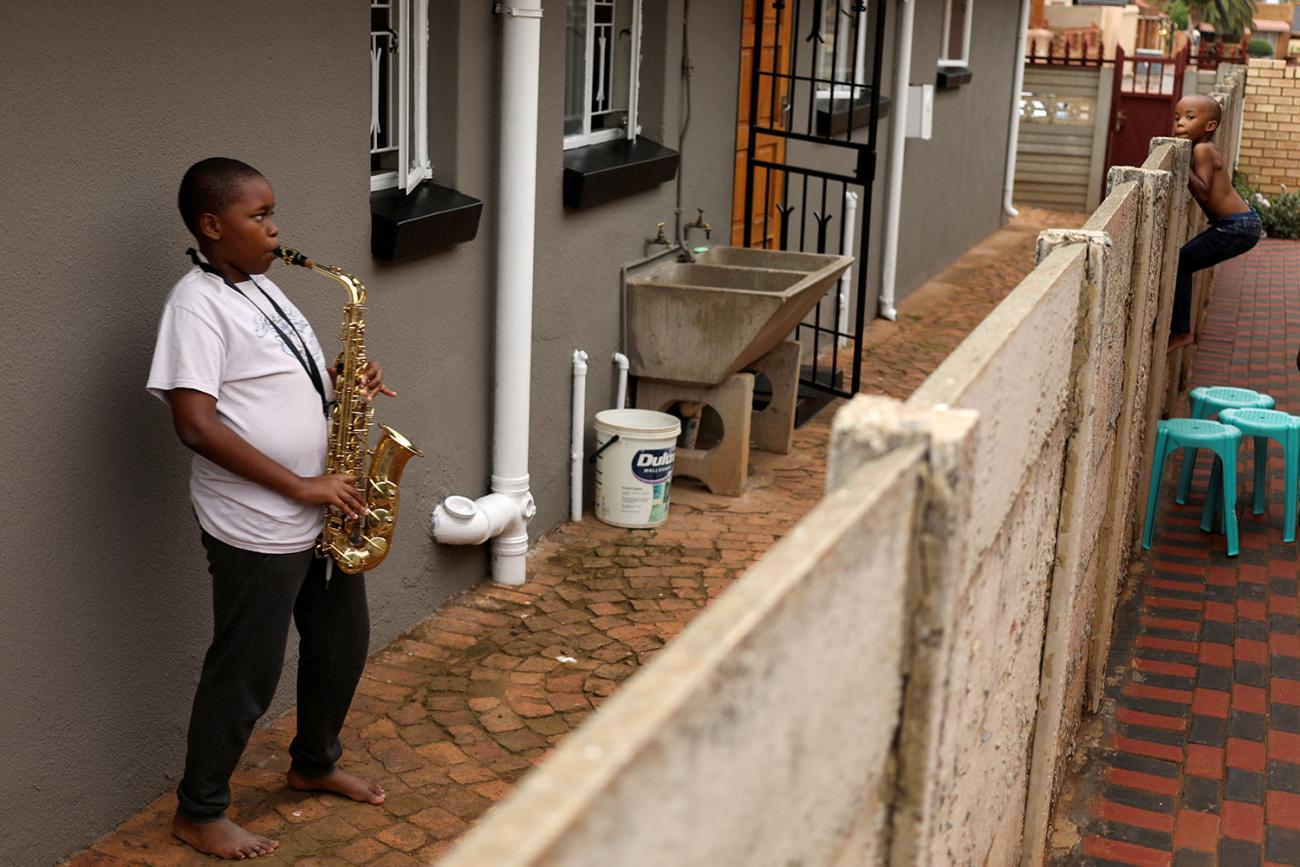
[
  {"xmin": 563, "ymin": 137, "xmax": 679, "ymax": 209},
  {"xmin": 936, "ymin": 66, "xmax": 972, "ymax": 90},
  {"xmin": 814, "ymin": 90, "xmax": 891, "ymax": 137},
  {"xmin": 371, "ymin": 181, "xmax": 482, "ymax": 262}
]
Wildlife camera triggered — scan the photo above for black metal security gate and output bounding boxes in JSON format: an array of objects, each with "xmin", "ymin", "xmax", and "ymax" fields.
[{"xmin": 742, "ymin": 0, "xmax": 888, "ymax": 400}]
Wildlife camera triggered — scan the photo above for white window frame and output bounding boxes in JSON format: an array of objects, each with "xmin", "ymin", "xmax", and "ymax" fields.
[
  {"xmin": 563, "ymin": 0, "xmax": 643, "ymax": 151},
  {"xmin": 371, "ymin": 0, "xmax": 431, "ymax": 193},
  {"xmin": 939, "ymin": 0, "xmax": 973, "ymax": 68},
  {"xmin": 816, "ymin": 3, "xmax": 869, "ymax": 100}
]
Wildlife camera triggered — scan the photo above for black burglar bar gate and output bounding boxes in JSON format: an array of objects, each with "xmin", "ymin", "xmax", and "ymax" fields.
[{"xmin": 742, "ymin": 0, "xmax": 888, "ymax": 400}]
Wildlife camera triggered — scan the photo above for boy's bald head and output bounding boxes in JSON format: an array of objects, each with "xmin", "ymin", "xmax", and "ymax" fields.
[
  {"xmin": 1177, "ymin": 94, "xmax": 1222, "ymax": 123},
  {"xmin": 178, "ymin": 158, "xmax": 265, "ymax": 236},
  {"xmin": 1174, "ymin": 95, "xmax": 1223, "ymax": 142}
]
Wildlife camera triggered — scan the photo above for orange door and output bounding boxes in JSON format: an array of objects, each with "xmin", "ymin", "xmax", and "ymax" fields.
[{"xmin": 732, "ymin": 0, "xmax": 793, "ymax": 247}]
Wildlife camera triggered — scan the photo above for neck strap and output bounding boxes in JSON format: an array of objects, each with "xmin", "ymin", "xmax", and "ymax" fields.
[{"xmin": 186, "ymin": 248, "xmax": 333, "ymax": 417}]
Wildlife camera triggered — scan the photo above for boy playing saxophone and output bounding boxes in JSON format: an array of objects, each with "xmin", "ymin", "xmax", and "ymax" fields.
[{"xmin": 148, "ymin": 158, "xmax": 394, "ymax": 859}]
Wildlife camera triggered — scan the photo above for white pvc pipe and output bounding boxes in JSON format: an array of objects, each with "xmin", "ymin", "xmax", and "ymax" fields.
[
  {"xmin": 431, "ymin": 0, "xmax": 542, "ymax": 586},
  {"xmin": 571, "ymin": 350, "xmax": 588, "ymax": 522},
  {"xmin": 878, "ymin": 0, "xmax": 914, "ymax": 323},
  {"xmin": 1004, "ymin": 0, "xmax": 1031, "ymax": 218},
  {"xmin": 432, "ymin": 494, "xmax": 521, "ymax": 546},
  {"xmin": 612, "ymin": 352, "xmax": 629, "ymax": 409},
  {"xmin": 838, "ymin": 190, "xmax": 859, "ymax": 346}
]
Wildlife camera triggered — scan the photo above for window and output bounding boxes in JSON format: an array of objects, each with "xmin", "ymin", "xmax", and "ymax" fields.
[
  {"xmin": 816, "ymin": 2, "xmax": 869, "ymax": 90},
  {"xmin": 371, "ymin": 0, "xmax": 431, "ymax": 193},
  {"xmin": 564, "ymin": 0, "xmax": 643, "ymax": 150},
  {"xmin": 939, "ymin": 0, "xmax": 972, "ymax": 68}
]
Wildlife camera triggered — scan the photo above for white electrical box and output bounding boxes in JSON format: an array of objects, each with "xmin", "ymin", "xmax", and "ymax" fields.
[{"xmin": 906, "ymin": 84, "xmax": 934, "ymax": 140}]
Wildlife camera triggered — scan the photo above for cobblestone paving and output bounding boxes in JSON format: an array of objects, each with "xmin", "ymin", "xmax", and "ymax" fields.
[
  {"xmin": 64, "ymin": 208, "xmax": 1082, "ymax": 866},
  {"xmin": 1050, "ymin": 240, "xmax": 1300, "ymax": 867}
]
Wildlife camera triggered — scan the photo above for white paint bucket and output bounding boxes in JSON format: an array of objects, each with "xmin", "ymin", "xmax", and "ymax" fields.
[{"xmin": 593, "ymin": 408, "xmax": 682, "ymax": 529}]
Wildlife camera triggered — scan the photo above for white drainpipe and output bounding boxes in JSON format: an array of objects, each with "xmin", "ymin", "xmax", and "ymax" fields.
[
  {"xmin": 878, "ymin": 0, "xmax": 914, "ymax": 323},
  {"xmin": 431, "ymin": 0, "xmax": 543, "ymax": 586},
  {"xmin": 1004, "ymin": 0, "xmax": 1031, "ymax": 218},
  {"xmin": 611, "ymin": 352, "xmax": 629, "ymax": 409},
  {"xmin": 837, "ymin": 190, "xmax": 859, "ymax": 346},
  {"xmin": 570, "ymin": 350, "xmax": 588, "ymax": 522}
]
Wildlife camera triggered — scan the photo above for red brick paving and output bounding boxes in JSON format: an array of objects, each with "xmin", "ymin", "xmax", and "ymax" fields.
[
  {"xmin": 62, "ymin": 209, "xmax": 1083, "ymax": 866},
  {"xmin": 1051, "ymin": 241, "xmax": 1300, "ymax": 866}
]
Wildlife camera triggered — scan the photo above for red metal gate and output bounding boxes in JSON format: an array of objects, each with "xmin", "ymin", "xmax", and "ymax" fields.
[{"xmin": 1105, "ymin": 44, "xmax": 1189, "ymax": 174}]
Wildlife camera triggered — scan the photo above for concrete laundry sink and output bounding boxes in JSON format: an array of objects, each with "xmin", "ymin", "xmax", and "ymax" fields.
[{"xmin": 626, "ymin": 247, "xmax": 853, "ymax": 386}]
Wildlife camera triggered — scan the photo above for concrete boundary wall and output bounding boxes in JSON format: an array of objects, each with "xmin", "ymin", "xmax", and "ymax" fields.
[
  {"xmin": 435, "ymin": 67, "xmax": 1247, "ymax": 867},
  {"xmin": 439, "ymin": 446, "xmax": 925, "ymax": 867}
]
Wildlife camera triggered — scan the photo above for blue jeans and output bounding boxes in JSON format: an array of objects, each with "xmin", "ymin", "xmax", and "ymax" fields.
[{"xmin": 1173, "ymin": 209, "xmax": 1261, "ymax": 334}]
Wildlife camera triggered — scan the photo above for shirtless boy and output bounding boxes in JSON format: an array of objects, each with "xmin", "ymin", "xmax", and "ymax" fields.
[{"xmin": 1170, "ymin": 94, "xmax": 1262, "ymax": 347}]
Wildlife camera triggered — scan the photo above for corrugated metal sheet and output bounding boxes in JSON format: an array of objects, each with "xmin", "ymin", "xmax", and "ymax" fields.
[{"xmin": 1015, "ymin": 65, "xmax": 1102, "ymax": 211}]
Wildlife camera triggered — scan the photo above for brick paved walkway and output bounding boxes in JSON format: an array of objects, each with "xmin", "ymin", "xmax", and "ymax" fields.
[
  {"xmin": 1050, "ymin": 240, "xmax": 1300, "ymax": 867},
  {"xmin": 63, "ymin": 208, "xmax": 1082, "ymax": 867}
]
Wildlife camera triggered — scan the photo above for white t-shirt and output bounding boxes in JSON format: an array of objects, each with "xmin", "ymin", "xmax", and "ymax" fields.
[{"xmin": 147, "ymin": 262, "xmax": 333, "ymax": 554}]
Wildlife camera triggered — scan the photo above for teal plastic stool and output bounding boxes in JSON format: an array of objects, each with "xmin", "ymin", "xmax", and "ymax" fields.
[
  {"xmin": 1144, "ymin": 419, "xmax": 1243, "ymax": 557},
  {"xmin": 1219, "ymin": 408, "xmax": 1300, "ymax": 543},
  {"xmin": 1175, "ymin": 386, "xmax": 1274, "ymax": 504}
]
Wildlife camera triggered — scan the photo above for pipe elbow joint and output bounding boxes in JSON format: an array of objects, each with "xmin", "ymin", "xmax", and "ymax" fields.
[
  {"xmin": 432, "ymin": 493, "xmax": 523, "ymax": 546},
  {"xmin": 611, "ymin": 352, "xmax": 629, "ymax": 370}
]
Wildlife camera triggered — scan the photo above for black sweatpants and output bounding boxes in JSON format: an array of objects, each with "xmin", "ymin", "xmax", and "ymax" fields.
[{"xmin": 176, "ymin": 531, "xmax": 370, "ymax": 823}]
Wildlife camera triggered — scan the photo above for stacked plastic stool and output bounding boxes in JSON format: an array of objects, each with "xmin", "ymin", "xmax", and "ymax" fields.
[
  {"xmin": 1143, "ymin": 419, "xmax": 1243, "ymax": 556},
  {"xmin": 1218, "ymin": 408, "xmax": 1300, "ymax": 543},
  {"xmin": 1175, "ymin": 386, "xmax": 1275, "ymax": 505}
]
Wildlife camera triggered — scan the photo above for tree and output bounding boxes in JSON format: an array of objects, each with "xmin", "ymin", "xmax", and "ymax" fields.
[
  {"xmin": 1167, "ymin": 0, "xmax": 1189, "ymax": 31},
  {"xmin": 1185, "ymin": 0, "xmax": 1254, "ymax": 41}
]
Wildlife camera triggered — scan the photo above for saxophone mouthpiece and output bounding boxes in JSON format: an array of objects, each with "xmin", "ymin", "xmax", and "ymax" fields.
[{"xmin": 273, "ymin": 246, "xmax": 313, "ymax": 269}]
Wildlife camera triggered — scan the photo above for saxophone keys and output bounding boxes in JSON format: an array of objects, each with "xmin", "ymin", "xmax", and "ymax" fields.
[
  {"xmin": 370, "ymin": 479, "xmax": 398, "ymax": 499},
  {"xmin": 363, "ymin": 536, "xmax": 389, "ymax": 556}
]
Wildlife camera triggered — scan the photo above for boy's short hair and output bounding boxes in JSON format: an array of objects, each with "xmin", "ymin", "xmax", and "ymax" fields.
[{"xmin": 178, "ymin": 158, "xmax": 265, "ymax": 235}]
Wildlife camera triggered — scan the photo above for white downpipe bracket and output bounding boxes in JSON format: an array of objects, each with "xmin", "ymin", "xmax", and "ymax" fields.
[
  {"xmin": 612, "ymin": 352, "xmax": 629, "ymax": 410},
  {"xmin": 878, "ymin": 0, "xmax": 914, "ymax": 323},
  {"xmin": 1004, "ymin": 0, "xmax": 1031, "ymax": 218},
  {"xmin": 432, "ymin": 0, "xmax": 542, "ymax": 586},
  {"xmin": 570, "ymin": 350, "xmax": 589, "ymax": 522}
]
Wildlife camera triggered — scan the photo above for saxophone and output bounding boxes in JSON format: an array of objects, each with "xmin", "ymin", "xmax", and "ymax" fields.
[{"xmin": 275, "ymin": 246, "xmax": 423, "ymax": 573}]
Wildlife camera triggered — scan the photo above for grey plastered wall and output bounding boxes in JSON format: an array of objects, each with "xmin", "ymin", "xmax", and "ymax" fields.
[
  {"xmin": 0, "ymin": 1, "xmax": 739, "ymax": 862},
  {"xmin": 784, "ymin": 0, "xmax": 1022, "ymax": 326}
]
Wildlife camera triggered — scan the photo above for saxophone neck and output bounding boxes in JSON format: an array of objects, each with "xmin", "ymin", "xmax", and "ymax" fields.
[{"xmin": 275, "ymin": 245, "xmax": 367, "ymax": 306}]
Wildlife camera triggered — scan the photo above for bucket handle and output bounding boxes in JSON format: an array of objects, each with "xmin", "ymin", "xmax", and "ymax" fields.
[{"xmin": 588, "ymin": 434, "xmax": 620, "ymax": 463}]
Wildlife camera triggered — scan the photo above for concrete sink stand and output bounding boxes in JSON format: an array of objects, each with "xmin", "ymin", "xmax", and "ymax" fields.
[{"xmin": 627, "ymin": 247, "xmax": 853, "ymax": 495}]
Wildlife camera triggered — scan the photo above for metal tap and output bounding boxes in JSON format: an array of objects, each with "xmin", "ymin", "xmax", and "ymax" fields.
[
  {"xmin": 645, "ymin": 221, "xmax": 671, "ymax": 257},
  {"xmin": 678, "ymin": 209, "xmax": 712, "ymax": 262}
]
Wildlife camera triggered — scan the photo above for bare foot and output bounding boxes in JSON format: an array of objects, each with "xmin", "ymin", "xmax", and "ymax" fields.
[
  {"xmin": 286, "ymin": 767, "xmax": 386, "ymax": 805},
  {"xmin": 171, "ymin": 812, "xmax": 278, "ymax": 860},
  {"xmin": 1168, "ymin": 332, "xmax": 1195, "ymax": 351}
]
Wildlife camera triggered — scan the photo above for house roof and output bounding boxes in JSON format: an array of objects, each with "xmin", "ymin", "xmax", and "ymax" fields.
[{"xmin": 1252, "ymin": 17, "xmax": 1291, "ymax": 33}]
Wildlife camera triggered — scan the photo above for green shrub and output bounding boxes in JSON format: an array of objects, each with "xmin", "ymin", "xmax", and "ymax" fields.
[
  {"xmin": 1234, "ymin": 173, "xmax": 1300, "ymax": 239},
  {"xmin": 1234, "ymin": 169, "xmax": 1253, "ymax": 202},
  {"xmin": 1248, "ymin": 39, "xmax": 1276, "ymax": 58},
  {"xmin": 1261, "ymin": 190, "xmax": 1300, "ymax": 239}
]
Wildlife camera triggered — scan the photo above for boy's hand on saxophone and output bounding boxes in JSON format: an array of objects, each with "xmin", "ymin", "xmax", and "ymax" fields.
[
  {"xmin": 331, "ymin": 360, "xmax": 396, "ymax": 402},
  {"xmin": 292, "ymin": 475, "xmax": 368, "ymax": 519},
  {"xmin": 359, "ymin": 360, "xmax": 396, "ymax": 402}
]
